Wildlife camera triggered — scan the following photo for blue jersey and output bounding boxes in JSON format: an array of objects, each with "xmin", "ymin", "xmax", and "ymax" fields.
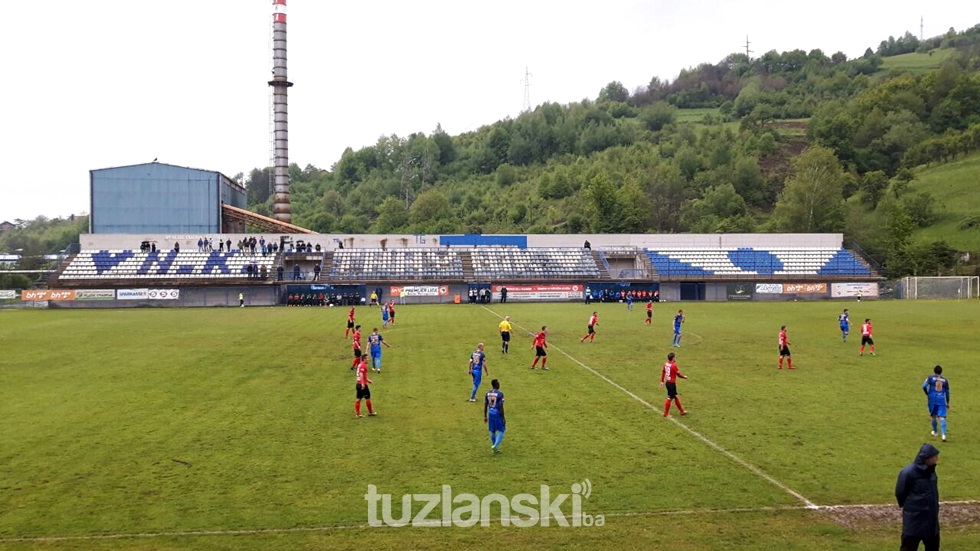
[
  {"xmin": 673, "ymin": 313, "xmax": 684, "ymax": 331},
  {"xmin": 923, "ymin": 375, "xmax": 950, "ymax": 405},
  {"xmin": 485, "ymin": 389, "xmax": 504, "ymax": 417},
  {"xmin": 838, "ymin": 312, "xmax": 849, "ymax": 329},
  {"xmin": 381, "ymin": 308, "xmax": 389, "ymax": 321},
  {"xmin": 470, "ymin": 350, "xmax": 486, "ymax": 371},
  {"xmin": 368, "ymin": 333, "xmax": 384, "ymax": 352}
]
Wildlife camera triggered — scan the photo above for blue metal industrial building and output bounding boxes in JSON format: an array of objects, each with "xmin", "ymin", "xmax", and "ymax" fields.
[{"xmin": 89, "ymin": 162, "xmax": 247, "ymax": 234}]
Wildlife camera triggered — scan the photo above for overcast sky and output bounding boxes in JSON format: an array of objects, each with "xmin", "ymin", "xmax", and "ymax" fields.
[{"xmin": 1, "ymin": 0, "xmax": 977, "ymax": 224}]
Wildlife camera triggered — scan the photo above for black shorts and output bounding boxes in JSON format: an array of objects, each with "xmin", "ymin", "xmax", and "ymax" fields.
[
  {"xmin": 861, "ymin": 336, "xmax": 874, "ymax": 346},
  {"xmin": 665, "ymin": 382, "xmax": 679, "ymax": 399},
  {"xmin": 779, "ymin": 346, "xmax": 791, "ymax": 357},
  {"xmin": 587, "ymin": 325, "xmax": 595, "ymax": 335},
  {"xmin": 356, "ymin": 383, "xmax": 371, "ymax": 399},
  {"xmin": 353, "ymin": 349, "xmax": 362, "ymax": 358},
  {"xmin": 389, "ymin": 311, "xmax": 396, "ymax": 319},
  {"xmin": 536, "ymin": 346, "xmax": 547, "ymax": 357},
  {"xmin": 347, "ymin": 321, "xmax": 355, "ymax": 328},
  {"xmin": 501, "ymin": 331, "xmax": 511, "ymax": 342},
  {"xmin": 647, "ymin": 311, "xmax": 652, "ymax": 319}
]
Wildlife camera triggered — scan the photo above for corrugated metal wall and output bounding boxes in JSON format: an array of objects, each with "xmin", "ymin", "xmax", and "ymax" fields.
[{"xmin": 90, "ymin": 163, "xmax": 244, "ymax": 234}]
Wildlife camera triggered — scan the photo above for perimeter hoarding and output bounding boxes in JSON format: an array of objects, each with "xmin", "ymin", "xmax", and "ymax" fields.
[{"xmin": 491, "ymin": 284, "xmax": 583, "ymax": 301}]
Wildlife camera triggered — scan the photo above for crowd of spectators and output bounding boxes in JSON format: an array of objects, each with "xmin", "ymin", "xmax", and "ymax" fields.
[
  {"xmin": 286, "ymin": 292, "xmax": 364, "ymax": 306},
  {"xmin": 584, "ymin": 287, "xmax": 659, "ymax": 304}
]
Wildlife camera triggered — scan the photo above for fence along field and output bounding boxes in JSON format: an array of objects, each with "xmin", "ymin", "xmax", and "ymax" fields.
[{"xmin": 0, "ymin": 300, "xmax": 978, "ymax": 550}]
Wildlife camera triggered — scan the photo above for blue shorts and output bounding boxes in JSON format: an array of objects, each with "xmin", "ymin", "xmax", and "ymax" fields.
[
  {"xmin": 929, "ymin": 403, "xmax": 947, "ymax": 417},
  {"xmin": 371, "ymin": 348, "xmax": 382, "ymax": 359},
  {"xmin": 471, "ymin": 369, "xmax": 483, "ymax": 385},
  {"xmin": 840, "ymin": 324, "xmax": 849, "ymax": 332},
  {"xmin": 488, "ymin": 415, "xmax": 505, "ymax": 433}
]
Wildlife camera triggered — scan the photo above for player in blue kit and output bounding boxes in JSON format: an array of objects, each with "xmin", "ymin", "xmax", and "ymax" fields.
[
  {"xmin": 468, "ymin": 343, "xmax": 489, "ymax": 402},
  {"xmin": 484, "ymin": 379, "xmax": 506, "ymax": 453},
  {"xmin": 838, "ymin": 309, "xmax": 850, "ymax": 342},
  {"xmin": 923, "ymin": 365, "xmax": 950, "ymax": 442},
  {"xmin": 672, "ymin": 309, "xmax": 685, "ymax": 347},
  {"xmin": 367, "ymin": 328, "xmax": 391, "ymax": 372}
]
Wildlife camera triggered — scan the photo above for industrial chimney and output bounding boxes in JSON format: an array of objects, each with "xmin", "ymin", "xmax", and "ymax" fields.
[{"xmin": 269, "ymin": 0, "xmax": 293, "ymax": 223}]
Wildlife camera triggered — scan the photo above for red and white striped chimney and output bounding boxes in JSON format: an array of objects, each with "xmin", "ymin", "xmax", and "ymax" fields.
[{"xmin": 269, "ymin": 0, "xmax": 293, "ymax": 223}]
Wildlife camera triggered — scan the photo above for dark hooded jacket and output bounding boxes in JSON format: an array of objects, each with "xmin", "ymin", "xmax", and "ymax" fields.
[{"xmin": 895, "ymin": 443, "xmax": 940, "ymax": 536}]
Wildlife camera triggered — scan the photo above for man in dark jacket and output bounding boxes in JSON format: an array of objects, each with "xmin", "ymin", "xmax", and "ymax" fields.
[{"xmin": 895, "ymin": 443, "xmax": 941, "ymax": 551}]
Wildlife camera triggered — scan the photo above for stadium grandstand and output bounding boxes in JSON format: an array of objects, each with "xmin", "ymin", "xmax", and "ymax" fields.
[
  {"xmin": 38, "ymin": 231, "xmax": 881, "ymax": 307},
  {"xmin": 5, "ymin": 162, "xmax": 881, "ymax": 307}
]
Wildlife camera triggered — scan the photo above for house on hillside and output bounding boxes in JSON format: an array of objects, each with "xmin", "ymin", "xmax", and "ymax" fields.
[{"xmin": 0, "ymin": 221, "xmax": 15, "ymax": 234}]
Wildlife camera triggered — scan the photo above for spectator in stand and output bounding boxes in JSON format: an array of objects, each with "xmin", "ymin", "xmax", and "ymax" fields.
[
  {"xmin": 293, "ymin": 264, "xmax": 301, "ymax": 281},
  {"xmin": 584, "ymin": 240, "xmax": 591, "ymax": 250},
  {"xmin": 277, "ymin": 265, "xmax": 284, "ymax": 281},
  {"xmin": 313, "ymin": 263, "xmax": 321, "ymax": 281},
  {"xmin": 226, "ymin": 239, "xmax": 231, "ymax": 252},
  {"xmin": 174, "ymin": 242, "xmax": 180, "ymax": 253},
  {"xmin": 197, "ymin": 238, "xmax": 203, "ymax": 252}
]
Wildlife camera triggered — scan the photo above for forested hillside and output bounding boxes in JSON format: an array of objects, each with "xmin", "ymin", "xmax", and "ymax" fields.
[
  {"xmin": 5, "ymin": 27, "xmax": 978, "ymax": 282},
  {"xmin": 240, "ymin": 24, "xmax": 980, "ymax": 278}
]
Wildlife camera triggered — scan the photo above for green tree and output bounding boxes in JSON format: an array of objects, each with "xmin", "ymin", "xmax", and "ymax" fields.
[
  {"xmin": 246, "ymin": 168, "xmax": 272, "ymax": 206},
  {"xmin": 409, "ymin": 190, "xmax": 450, "ymax": 225},
  {"xmin": 584, "ymin": 173, "xmax": 622, "ymax": 232},
  {"xmin": 773, "ymin": 146, "xmax": 845, "ymax": 232},
  {"xmin": 374, "ymin": 197, "xmax": 410, "ymax": 233},
  {"xmin": 598, "ymin": 81, "xmax": 629, "ymax": 103},
  {"xmin": 617, "ymin": 180, "xmax": 652, "ymax": 233},
  {"xmin": 639, "ymin": 101, "xmax": 676, "ymax": 131},
  {"xmin": 859, "ymin": 170, "xmax": 889, "ymax": 208},
  {"xmin": 884, "ymin": 206, "xmax": 916, "ymax": 276},
  {"xmin": 732, "ymin": 156, "xmax": 767, "ymax": 206}
]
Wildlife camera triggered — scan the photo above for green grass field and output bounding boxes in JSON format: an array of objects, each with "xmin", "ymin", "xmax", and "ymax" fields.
[
  {"xmin": 911, "ymin": 152, "xmax": 980, "ymax": 251},
  {"xmin": 880, "ymin": 49, "xmax": 954, "ymax": 73},
  {"xmin": 2, "ymin": 301, "xmax": 979, "ymax": 550},
  {"xmin": 675, "ymin": 108, "xmax": 720, "ymax": 123}
]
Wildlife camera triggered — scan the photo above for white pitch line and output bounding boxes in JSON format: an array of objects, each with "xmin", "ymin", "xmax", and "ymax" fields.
[
  {"xmin": 4, "ymin": 500, "xmax": 979, "ymax": 543},
  {"xmin": 481, "ymin": 306, "xmax": 819, "ymax": 509}
]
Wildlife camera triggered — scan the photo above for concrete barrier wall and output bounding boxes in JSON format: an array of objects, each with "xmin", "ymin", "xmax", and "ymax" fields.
[
  {"xmin": 79, "ymin": 233, "xmax": 845, "ymax": 251},
  {"xmin": 38, "ymin": 280, "xmax": 878, "ymax": 309}
]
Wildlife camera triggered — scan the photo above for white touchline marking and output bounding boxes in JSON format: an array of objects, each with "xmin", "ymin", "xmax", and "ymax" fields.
[
  {"xmin": 4, "ymin": 501, "xmax": 979, "ymax": 542},
  {"xmin": 481, "ymin": 306, "xmax": 819, "ymax": 509}
]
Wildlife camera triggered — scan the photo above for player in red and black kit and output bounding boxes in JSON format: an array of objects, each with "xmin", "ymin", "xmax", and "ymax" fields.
[
  {"xmin": 350, "ymin": 325, "xmax": 363, "ymax": 370},
  {"xmin": 580, "ymin": 312, "xmax": 598, "ymax": 342},
  {"xmin": 859, "ymin": 318, "xmax": 876, "ymax": 356},
  {"xmin": 386, "ymin": 300, "xmax": 396, "ymax": 325},
  {"xmin": 778, "ymin": 325, "xmax": 795, "ymax": 370},
  {"xmin": 530, "ymin": 326, "xmax": 549, "ymax": 370},
  {"xmin": 345, "ymin": 306, "xmax": 356, "ymax": 339},
  {"xmin": 660, "ymin": 351, "xmax": 688, "ymax": 417},
  {"xmin": 354, "ymin": 356, "xmax": 376, "ymax": 418},
  {"xmin": 645, "ymin": 300, "xmax": 653, "ymax": 325}
]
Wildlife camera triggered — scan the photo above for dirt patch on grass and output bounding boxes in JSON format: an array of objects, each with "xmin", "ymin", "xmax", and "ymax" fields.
[{"xmin": 822, "ymin": 502, "xmax": 980, "ymax": 530}]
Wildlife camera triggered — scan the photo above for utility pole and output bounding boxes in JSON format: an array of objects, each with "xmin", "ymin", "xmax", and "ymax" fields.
[
  {"xmin": 522, "ymin": 67, "xmax": 533, "ymax": 113},
  {"xmin": 920, "ymin": 16, "xmax": 924, "ymax": 40},
  {"xmin": 744, "ymin": 36, "xmax": 753, "ymax": 59}
]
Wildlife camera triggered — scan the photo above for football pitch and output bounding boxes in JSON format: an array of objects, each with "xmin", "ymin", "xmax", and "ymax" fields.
[{"xmin": 1, "ymin": 300, "xmax": 979, "ymax": 550}]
